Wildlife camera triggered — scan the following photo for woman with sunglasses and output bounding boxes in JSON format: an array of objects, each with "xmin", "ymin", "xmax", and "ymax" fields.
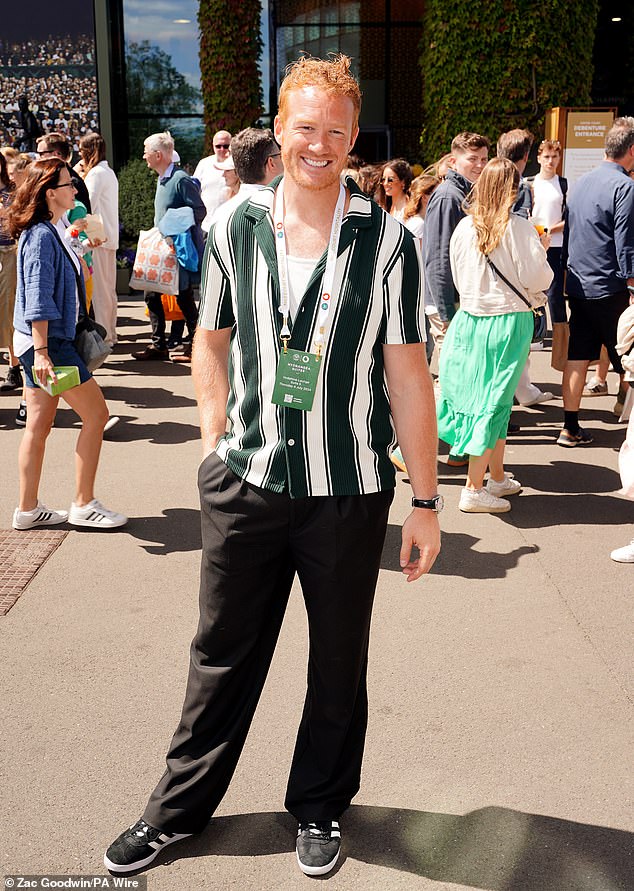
[
  {"xmin": 9, "ymin": 158, "xmax": 127, "ymax": 531},
  {"xmin": 376, "ymin": 158, "xmax": 413, "ymax": 221}
]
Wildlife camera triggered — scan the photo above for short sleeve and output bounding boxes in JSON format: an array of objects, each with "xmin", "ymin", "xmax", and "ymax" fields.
[
  {"xmin": 198, "ymin": 223, "xmax": 235, "ymax": 330},
  {"xmin": 382, "ymin": 227, "xmax": 425, "ymax": 344}
]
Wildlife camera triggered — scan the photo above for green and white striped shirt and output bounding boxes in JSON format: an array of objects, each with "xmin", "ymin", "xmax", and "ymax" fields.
[{"xmin": 198, "ymin": 177, "xmax": 424, "ymax": 498}]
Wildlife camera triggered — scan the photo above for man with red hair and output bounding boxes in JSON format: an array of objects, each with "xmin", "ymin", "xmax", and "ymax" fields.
[{"xmin": 105, "ymin": 55, "xmax": 440, "ymax": 878}]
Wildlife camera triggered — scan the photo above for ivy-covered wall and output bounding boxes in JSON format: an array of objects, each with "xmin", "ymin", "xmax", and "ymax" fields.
[
  {"xmin": 420, "ymin": 0, "xmax": 599, "ymax": 162},
  {"xmin": 198, "ymin": 0, "xmax": 263, "ymax": 153}
]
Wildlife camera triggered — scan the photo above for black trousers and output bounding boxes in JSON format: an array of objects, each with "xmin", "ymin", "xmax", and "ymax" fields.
[
  {"xmin": 143, "ymin": 454, "xmax": 393, "ymax": 834},
  {"xmin": 146, "ymin": 287, "xmax": 198, "ymax": 349}
]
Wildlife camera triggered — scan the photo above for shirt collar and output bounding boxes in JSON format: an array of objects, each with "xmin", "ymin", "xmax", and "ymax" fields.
[
  {"xmin": 159, "ymin": 162, "xmax": 175, "ymax": 184},
  {"xmin": 243, "ymin": 174, "xmax": 373, "ymax": 229}
]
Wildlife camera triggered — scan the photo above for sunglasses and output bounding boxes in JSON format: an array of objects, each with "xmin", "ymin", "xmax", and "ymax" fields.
[
  {"xmin": 214, "ymin": 144, "xmax": 230, "ymax": 150},
  {"xmin": 382, "ymin": 177, "xmax": 396, "ymax": 183},
  {"xmin": 268, "ymin": 152, "xmax": 281, "ymax": 160},
  {"xmin": 51, "ymin": 181, "xmax": 76, "ymax": 190}
]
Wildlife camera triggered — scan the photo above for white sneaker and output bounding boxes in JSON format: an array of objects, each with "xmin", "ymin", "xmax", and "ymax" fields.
[
  {"xmin": 104, "ymin": 416, "xmax": 120, "ymax": 434},
  {"xmin": 610, "ymin": 540, "xmax": 634, "ymax": 563},
  {"xmin": 520, "ymin": 391, "xmax": 554, "ymax": 406},
  {"xmin": 486, "ymin": 474, "xmax": 523, "ymax": 497},
  {"xmin": 12, "ymin": 502, "xmax": 68, "ymax": 530},
  {"xmin": 68, "ymin": 499, "xmax": 127, "ymax": 529},
  {"xmin": 459, "ymin": 488, "xmax": 511, "ymax": 513}
]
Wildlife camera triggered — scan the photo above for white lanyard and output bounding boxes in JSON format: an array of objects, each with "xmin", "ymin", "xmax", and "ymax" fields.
[{"xmin": 273, "ymin": 177, "xmax": 345, "ymax": 356}]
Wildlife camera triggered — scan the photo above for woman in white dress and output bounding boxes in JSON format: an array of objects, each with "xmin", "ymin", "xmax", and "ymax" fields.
[{"xmin": 79, "ymin": 133, "xmax": 119, "ymax": 345}]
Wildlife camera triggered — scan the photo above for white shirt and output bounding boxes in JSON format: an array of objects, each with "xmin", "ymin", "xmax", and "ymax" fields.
[
  {"xmin": 286, "ymin": 255, "xmax": 318, "ymax": 321},
  {"xmin": 210, "ymin": 182, "xmax": 266, "ymax": 228},
  {"xmin": 532, "ymin": 174, "xmax": 564, "ymax": 248},
  {"xmin": 84, "ymin": 160, "xmax": 119, "ymax": 249},
  {"xmin": 405, "ymin": 216, "xmax": 436, "ymax": 316},
  {"xmin": 193, "ymin": 155, "xmax": 226, "ymax": 232},
  {"xmin": 450, "ymin": 214, "xmax": 553, "ymax": 316}
]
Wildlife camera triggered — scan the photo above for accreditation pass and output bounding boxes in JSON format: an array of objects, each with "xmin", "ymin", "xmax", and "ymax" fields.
[{"xmin": 271, "ymin": 349, "xmax": 320, "ymax": 411}]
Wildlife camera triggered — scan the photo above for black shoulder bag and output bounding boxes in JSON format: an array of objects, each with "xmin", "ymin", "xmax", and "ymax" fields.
[{"xmin": 485, "ymin": 255, "xmax": 547, "ymax": 344}]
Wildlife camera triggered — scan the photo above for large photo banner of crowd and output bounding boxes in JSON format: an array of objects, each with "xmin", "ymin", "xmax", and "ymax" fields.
[{"xmin": 0, "ymin": 0, "xmax": 98, "ymax": 154}]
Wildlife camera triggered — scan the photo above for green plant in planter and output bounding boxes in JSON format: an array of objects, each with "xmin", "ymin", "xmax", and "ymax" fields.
[{"xmin": 118, "ymin": 158, "xmax": 157, "ymax": 242}]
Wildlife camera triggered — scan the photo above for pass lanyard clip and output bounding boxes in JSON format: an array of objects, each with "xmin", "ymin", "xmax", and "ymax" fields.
[{"xmin": 273, "ymin": 177, "xmax": 345, "ymax": 358}]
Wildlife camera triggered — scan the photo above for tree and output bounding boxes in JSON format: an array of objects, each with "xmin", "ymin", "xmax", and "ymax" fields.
[
  {"xmin": 126, "ymin": 40, "xmax": 201, "ymax": 115},
  {"xmin": 198, "ymin": 0, "xmax": 263, "ymax": 152},
  {"xmin": 419, "ymin": 0, "xmax": 599, "ymax": 162}
]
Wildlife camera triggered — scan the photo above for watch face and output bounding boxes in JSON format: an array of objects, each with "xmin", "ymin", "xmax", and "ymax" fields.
[{"xmin": 435, "ymin": 495, "xmax": 444, "ymax": 513}]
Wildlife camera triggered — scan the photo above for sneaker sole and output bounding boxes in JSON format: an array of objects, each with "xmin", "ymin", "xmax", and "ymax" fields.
[
  {"xmin": 12, "ymin": 515, "xmax": 68, "ymax": 530},
  {"xmin": 459, "ymin": 502, "xmax": 511, "ymax": 513},
  {"xmin": 104, "ymin": 832, "xmax": 192, "ymax": 874},
  {"xmin": 296, "ymin": 849, "xmax": 340, "ymax": 877},
  {"xmin": 69, "ymin": 516, "xmax": 127, "ymax": 529},
  {"xmin": 557, "ymin": 437, "xmax": 593, "ymax": 448}
]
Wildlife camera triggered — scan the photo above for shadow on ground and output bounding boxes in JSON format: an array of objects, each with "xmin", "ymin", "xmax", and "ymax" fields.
[
  {"xmin": 99, "ymin": 385, "xmax": 197, "ymax": 410},
  {"xmin": 381, "ymin": 524, "xmax": 537, "ymax": 579},
  {"xmin": 141, "ymin": 804, "xmax": 633, "ymax": 890},
  {"xmin": 126, "ymin": 508, "xmax": 201, "ymax": 553}
]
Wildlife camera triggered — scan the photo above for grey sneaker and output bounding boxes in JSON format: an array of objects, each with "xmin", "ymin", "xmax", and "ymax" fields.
[
  {"xmin": 296, "ymin": 820, "xmax": 341, "ymax": 876},
  {"xmin": 104, "ymin": 818, "xmax": 192, "ymax": 874}
]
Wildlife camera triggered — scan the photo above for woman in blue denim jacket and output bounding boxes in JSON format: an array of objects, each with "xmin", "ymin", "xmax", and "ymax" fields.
[{"xmin": 9, "ymin": 158, "xmax": 127, "ymax": 531}]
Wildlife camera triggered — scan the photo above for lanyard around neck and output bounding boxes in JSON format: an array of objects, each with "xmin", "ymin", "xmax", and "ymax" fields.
[{"xmin": 273, "ymin": 177, "xmax": 345, "ymax": 356}]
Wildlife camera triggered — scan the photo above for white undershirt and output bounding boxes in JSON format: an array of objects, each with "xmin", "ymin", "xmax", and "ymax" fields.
[
  {"xmin": 532, "ymin": 175, "xmax": 564, "ymax": 248},
  {"xmin": 286, "ymin": 255, "xmax": 319, "ymax": 322}
]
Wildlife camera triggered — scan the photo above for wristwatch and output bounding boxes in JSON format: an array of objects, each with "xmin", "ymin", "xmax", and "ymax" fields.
[{"xmin": 412, "ymin": 495, "xmax": 444, "ymax": 513}]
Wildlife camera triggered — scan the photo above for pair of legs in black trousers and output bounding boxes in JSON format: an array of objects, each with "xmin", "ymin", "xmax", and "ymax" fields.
[
  {"xmin": 143, "ymin": 454, "xmax": 393, "ymax": 834},
  {"xmin": 145, "ymin": 286, "xmax": 198, "ymax": 350}
]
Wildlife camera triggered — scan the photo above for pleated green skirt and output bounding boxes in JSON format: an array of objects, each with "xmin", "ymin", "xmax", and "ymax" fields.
[{"xmin": 436, "ymin": 310, "xmax": 533, "ymax": 457}]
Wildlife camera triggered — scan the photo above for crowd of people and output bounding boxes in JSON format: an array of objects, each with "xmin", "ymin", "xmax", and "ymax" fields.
[
  {"xmin": 0, "ymin": 51, "xmax": 632, "ymax": 881},
  {"xmin": 1, "ymin": 35, "xmax": 98, "ymax": 153},
  {"xmin": 0, "ymin": 35, "xmax": 95, "ymax": 67}
]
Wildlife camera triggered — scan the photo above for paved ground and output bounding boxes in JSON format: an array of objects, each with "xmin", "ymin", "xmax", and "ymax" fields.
[{"xmin": 1, "ymin": 298, "xmax": 632, "ymax": 890}]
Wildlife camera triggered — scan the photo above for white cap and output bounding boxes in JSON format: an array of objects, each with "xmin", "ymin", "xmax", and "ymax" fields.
[
  {"xmin": 172, "ymin": 149, "xmax": 181, "ymax": 164},
  {"xmin": 214, "ymin": 155, "xmax": 234, "ymax": 171}
]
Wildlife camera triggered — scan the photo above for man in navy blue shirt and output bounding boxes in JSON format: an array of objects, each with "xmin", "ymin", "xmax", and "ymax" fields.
[{"xmin": 559, "ymin": 117, "xmax": 634, "ymax": 447}]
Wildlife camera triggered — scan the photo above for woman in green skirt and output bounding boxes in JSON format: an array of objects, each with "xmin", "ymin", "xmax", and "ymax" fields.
[{"xmin": 437, "ymin": 158, "xmax": 553, "ymax": 513}]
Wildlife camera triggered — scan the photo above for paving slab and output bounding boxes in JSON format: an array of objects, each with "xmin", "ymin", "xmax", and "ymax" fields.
[{"xmin": 0, "ymin": 302, "xmax": 632, "ymax": 890}]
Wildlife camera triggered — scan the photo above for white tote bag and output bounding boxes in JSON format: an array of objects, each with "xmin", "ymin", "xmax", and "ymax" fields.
[{"xmin": 130, "ymin": 227, "xmax": 179, "ymax": 294}]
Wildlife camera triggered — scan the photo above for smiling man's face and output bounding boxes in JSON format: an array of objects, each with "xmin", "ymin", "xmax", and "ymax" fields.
[{"xmin": 274, "ymin": 87, "xmax": 358, "ymax": 193}]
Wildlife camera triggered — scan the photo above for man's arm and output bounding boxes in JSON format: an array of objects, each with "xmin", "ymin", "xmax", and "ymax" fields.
[
  {"xmin": 192, "ymin": 327, "xmax": 231, "ymax": 457},
  {"xmin": 178, "ymin": 175, "xmax": 207, "ymax": 228},
  {"xmin": 383, "ymin": 342, "xmax": 441, "ymax": 582},
  {"xmin": 424, "ymin": 194, "xmax": 462, "ymax": 322}
]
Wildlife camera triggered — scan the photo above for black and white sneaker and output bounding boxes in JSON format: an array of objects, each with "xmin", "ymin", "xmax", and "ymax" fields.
[
  {"xmin": 104, "ymin": 818, "xmax": 192, "ymax": 873},
  {"xmin": 12, "ymin": 502, "xmax": 68, "ymax": 530},
  {"xmin": 296, "ymin": 820, "xmax": 341, "ymax": 876}
]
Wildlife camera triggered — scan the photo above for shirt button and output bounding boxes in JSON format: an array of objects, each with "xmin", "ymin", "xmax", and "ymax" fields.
[{"xmin": 288, "ymin": 438, "xmax": 295, "ymax": 446}]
